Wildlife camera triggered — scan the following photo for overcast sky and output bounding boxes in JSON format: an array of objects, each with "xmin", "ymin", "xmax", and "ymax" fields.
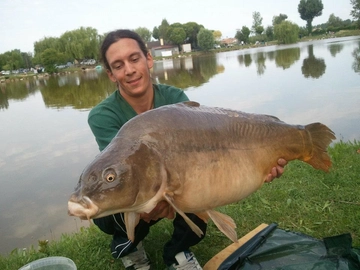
[{"xmin": 0, "ymin": 0, "xmax": 353, "ymax": 54}]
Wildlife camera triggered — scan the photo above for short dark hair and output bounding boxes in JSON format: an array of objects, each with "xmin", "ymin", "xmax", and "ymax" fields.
[{"xmin": 100, "ymin": 29, "xmax": 148, "ymax": 70}]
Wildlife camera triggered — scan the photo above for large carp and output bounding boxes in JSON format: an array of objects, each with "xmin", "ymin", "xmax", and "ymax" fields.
[{"xmin": 68, "ymin": 101, "xmax": 335, "ymax": 243}]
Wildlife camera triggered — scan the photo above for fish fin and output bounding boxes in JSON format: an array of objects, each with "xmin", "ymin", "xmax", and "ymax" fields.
[
  {"xmin": 163, "ymin": 193, "xmax": 204, "ymax": 238},
  {"xmin": 124, "ymin": 212, "xmax": 140, "ymax": 242},
  {"xmin": 195, "ymin": 212, "xmax": 210, "ymax": 223},
  {"xmin": 305, "ymin": 123, "xmax": 336, "ymax": 172},
  {"xmin": 182, "ymin": 101, "xmax": 200, "ymax": 107},
  {"xmin": 206, "ymin": 209, "xmax": 238, "ymax": 243}
]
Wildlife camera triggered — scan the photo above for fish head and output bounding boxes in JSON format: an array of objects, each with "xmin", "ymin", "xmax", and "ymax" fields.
[
  {"xmin": 68, "ymin": 148, "xmax": 142, "ymax": 220},
  {"xmin": 68, "ymin": 139, "xmax": 164, "ymax": 220}
]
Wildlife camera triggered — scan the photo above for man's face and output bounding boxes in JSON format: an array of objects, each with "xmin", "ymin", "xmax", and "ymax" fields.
[{"xmin": 106, "ymin": 38, "xmax": 154, "ymax": 98}]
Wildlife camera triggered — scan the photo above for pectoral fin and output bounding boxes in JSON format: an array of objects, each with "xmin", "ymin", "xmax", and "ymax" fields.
[
  {"xmin": 164, "ymin": 192, "xmax": 204, "ymax": 238},
  {"xmin": 124, "ymin": 212, "xmax": 140, "ymax": 242},
  {"xmin": 207, "ymin": 209, "xmax": 238, "ymax": 243}
]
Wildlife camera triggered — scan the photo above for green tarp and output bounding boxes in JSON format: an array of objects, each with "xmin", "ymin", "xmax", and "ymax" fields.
[{"xmin": 218, "ymin": 223, "xmax": 360, "ymax": 270}]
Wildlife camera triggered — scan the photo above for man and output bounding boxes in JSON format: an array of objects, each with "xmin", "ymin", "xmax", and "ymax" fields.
[{"xmin": 88, "ymin": 29, "xmax": 286, "ymax": 270}]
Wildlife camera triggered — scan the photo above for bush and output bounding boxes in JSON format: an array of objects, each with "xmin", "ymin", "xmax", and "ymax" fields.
[{"xmin": 274, "ymin": 21, "xmax": 299, "ymax": 44}]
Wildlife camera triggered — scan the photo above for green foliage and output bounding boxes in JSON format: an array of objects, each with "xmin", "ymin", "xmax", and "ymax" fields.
[
  {"xmin": 273, "ymin": 14, "xmax": 288, "ymax": 25},
  {"xmin": 152, "ymin": 26, "xmax": 160, "ymax": 40},
  {"xmin": 255, "ymin": 25, "xmax": 265, "ymax": 35},
  {"xmin": 298, "ymin": 0, "xmax": 324, "ymax": 34},
  {"xmin": 167, "ymin": 26, "xmax": 186, "ymax": 46},
  {"xmin": 197, "ymin": 28, "xmax": 215, "ymax": 51},
  {"xmin": 274, "ymin": 21, "xmax": 300, "ymax": 44},
  {"xmin": 183, "ymin": 22, "xmax": 203, "ymax": 48},
  {"xmin": 350, "ymin": 0, "xmax": 360, "ymax": 27},
  {"xmin": 40, "ymin": 48, "xmax": 65, "ymax": 74},
  {"xmin": 235, "ymin": 26, "xmax": 251, "ymax": 43},
  {"xmin": 274, "ymin": 21, "xmax": 299, "ymax": 44},
  {"xmin": 327, "ymin": 13, "xmax": 344, "ymax": 29},
  {"xmin": 252, "ymin": 11, "xmax": 263, "ymax": 34},
  {"xmin": 134, "ymin": 27, "xmax": 152, "ymax": 42},
  {"xmin": 158, "ymin": 18, "xmax": 170, "ymax": 40},
  {"xmin": 265, "ymin": 26, "xmax": 274, "ymax": 41}
]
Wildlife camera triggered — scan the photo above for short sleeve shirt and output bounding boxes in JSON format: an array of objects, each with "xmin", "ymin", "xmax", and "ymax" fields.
[{"xmin": 88, "ymin": 84, "xmax": 189, "ymax": 151}]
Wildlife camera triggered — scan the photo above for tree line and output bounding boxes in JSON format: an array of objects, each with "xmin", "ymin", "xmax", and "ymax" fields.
[{"xmin": 1, "ymin": 0, "xmax": 359, "ymax": 74}]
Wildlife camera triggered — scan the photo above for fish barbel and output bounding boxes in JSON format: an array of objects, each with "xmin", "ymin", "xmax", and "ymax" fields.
[{"xmin": 68, "ymin": 101, "xmax": 336, "ymax": 242}]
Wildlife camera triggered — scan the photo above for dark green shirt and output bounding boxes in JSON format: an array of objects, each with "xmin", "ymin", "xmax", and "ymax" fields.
[{"xmin": 88, "ymin": 84, "xmax": 189, "ymax": 151}]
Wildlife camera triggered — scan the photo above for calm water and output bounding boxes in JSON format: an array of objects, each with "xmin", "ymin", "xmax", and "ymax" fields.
[{"xmin": 1, "ymin": 36, "xmax": 359, "ymax": 254}]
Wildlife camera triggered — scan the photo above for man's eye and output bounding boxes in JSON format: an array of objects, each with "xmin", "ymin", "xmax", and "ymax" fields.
[{"xmin": 131, "ymin": 58, "xmax": 139, "ymax": 62}]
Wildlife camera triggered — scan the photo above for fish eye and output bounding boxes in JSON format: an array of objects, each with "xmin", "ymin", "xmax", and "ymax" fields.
[{"xmin": 103, "ymin": 169, "xmax": 116, "ymax": 183}]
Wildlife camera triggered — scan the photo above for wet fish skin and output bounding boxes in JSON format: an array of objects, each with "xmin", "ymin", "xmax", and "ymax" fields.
[{"xmin": 68, "ymin": 101, "xmax": 336, "ymax": 242}]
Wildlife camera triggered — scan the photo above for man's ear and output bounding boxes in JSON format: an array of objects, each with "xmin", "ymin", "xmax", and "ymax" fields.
[
  {"xmin": 106, "ymin": 69, "xmax": 117, "ymax": 83},
  {"xmin": 146, "ymin": 53, "xmax": 154, "ymax": 69}
]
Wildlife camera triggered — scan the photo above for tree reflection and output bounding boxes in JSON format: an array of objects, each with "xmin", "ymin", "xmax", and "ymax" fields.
[
  {"xmin": 328, "ymin": 43, "xmax": 344, "ymax": 57},
  {"xmin": 351, "ymin": 42, "xmax": 360, "ymax": 74},
  {"xmin": 301, "ymin": 45, "xmax": 326, "ymax": 79},
  {"xmin": 0, "ymin": 79, "xmax": 39, "ymax": 110},
  {"xmin": 237, "ymin": 54, "xmax": 252, "ymax": 67},
  {"xmin": 153, "ymin": 55, "xmax": 224, "ymax": 88},
  {"xmin": 254, "ymin": 52, "xmax": 266, "ymax": 76},
  {"xmin": 40, "ymin": 71, "xmax": 114, "ymax": 109},
  {"xmin": 275, "ymin": 48, "xmax": 300, "ymax": 69}
]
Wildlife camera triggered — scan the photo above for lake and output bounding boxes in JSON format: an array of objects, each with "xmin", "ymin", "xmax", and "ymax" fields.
[{"xmin": 0, "ymin": 36, "xmax": 359, "ymax": 254}]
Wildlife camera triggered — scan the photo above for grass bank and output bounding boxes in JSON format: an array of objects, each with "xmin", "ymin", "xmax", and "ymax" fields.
[{"xmin": 0, "ymin": 140, "xmax": 359, "ymax": 269}]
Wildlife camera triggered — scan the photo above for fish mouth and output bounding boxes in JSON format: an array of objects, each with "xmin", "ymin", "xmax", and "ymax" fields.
[{"xmin": 68, "ymin": 196, "xmax": 99, "ymax": 220}]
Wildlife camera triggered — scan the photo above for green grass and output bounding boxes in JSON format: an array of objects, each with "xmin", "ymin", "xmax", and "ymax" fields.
[{"xmin": 1, "ymin": 140, "xmax": 359, "ymax": 270}]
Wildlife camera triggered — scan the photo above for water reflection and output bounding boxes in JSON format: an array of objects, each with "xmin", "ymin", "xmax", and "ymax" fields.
[
  {"xmin": 153, "ymin": 54, "xmax": 225, "ymax": 88},
  {"xmin": 275, "ymin": 48, "xmax": 300, "ymax": 69},
  {"xmin": 352, "ymin": 42, "xmax": 360, "ymax": 74},
  {"xmin": 328, "ymin": 43, "xmax": 344, "ymax": 57},
  {"xmin": 301, "ymin": 45, "xmax": 326, "ymax": 79}
]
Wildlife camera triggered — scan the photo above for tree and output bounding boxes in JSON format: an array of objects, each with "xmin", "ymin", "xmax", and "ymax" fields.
[
  {"xmin": 265, "ymin": 26, "xmax": 274, "ymax": 41},
  {"xmin": 298, "ymin": 0, "xmax": 324, "ymax": 34},
  {"xmin": 212, "ymin": 30, "xmax": 222, "ymax": 41},
  {"xmin": 40, "ymin": 48, "xmax": 66, "ymax": 73},
  {"xmin": 197, "ymin": 28, "xmax": 215, "ymax": 51},
  {"xmin": 235, "ymin": 26, "xmax": 250, "ymax": 43},
  {"xmin": 274, "ymin": 21, "xmax": 299, "ymax": 44},
  {"xmin": 327, "ymin": 14, "xmax": 344, "ymax": 29},
  {"xmin": 183, "ymin": 22, "xmax": 203, "ymax": 48},
  {"xmin": 134, "ymin": 27, "xmax": 152, "ymax": 42},
  {"xmin": 350, "ymin": 0, "xmax": 360, "ymax": 28},
  {"xmin": 252, "ymin": 11, "xmax": 263, "ymax": 34},
  {"xmin": 273, "ymin": 14, "xmax": 288, "ymax": 25},
  {"xmin": 158, "ymin": 19, "xmax": 170, "ymax": 41},
  {"xmin": 168, "ymin": 27, "xmax": 186, "ymax": 47},
  {"xmin": 152, "ymin": 27, "xmax": 160, "ymax": 40}
]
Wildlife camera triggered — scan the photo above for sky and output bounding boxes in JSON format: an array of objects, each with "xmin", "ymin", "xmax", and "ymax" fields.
[{"xmin": 0, "ymin": 0, "xmax": 353, "ymax": 54}]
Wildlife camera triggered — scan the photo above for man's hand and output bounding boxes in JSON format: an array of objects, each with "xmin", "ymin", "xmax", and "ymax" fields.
[
  {"xmin": 140, "ymin": 200, "xmax": 175, "ymax": 223},
  {"xmin": 265, "ymin": 158, "xmax": 287, "ymax": 183}
]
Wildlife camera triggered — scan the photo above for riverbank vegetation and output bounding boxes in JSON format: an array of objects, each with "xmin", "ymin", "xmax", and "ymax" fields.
[{"xmin": 1, "ymin": 140, "xmax": 359, "ymax": 269}]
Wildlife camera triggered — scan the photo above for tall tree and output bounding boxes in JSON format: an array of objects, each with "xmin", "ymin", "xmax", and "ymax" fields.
[
  {"xmin": 158, "ymin": 19, "xmax": 170, "ymax": 41},
  {"xmin": 183, "ymin": 22, "xmax": 203, "ymax": 48},
  {"xmin": 167, "ymin": 27, "xmax": 186, "ymax": 47},
  {"xmin": 235, "ymin": 26, "xmax": 250, "ymax": 43},
  {"xmin": 134, "ymin": 27, "xmax": 152, "ymax": 42},
  {"xmin": 327, "ymin": 13, "xmax": 343, "ymax": 29},
  {"xmin": 298, "ymin": 0, "xmax": 324, "ymax": 34},
  {"xmin": 252, "ymin": 11, "xmax": 263, "ymax": 35},
  {"xmin": 273, "ymin": 14, "xmax": 288, "ymax": 25},
  {"xmin": 274, "ymin": 21, "xmax": 299, "ymax": 44},
  {"xmin": 197, "ymin": 28, "xmax": 215, "ymax": 51},
  {"xmin": 350, "ymin": 0, "xmax": 360, "ymax": 27},
  {"xmin": 152, "ymin": 26, "xmax": 160, "ymax": 40}
]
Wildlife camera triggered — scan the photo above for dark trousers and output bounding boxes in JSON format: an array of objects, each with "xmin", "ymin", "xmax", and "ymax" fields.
[{"xmin": 93, "ymin": 212, "xmax": 207, "ymax": 266}]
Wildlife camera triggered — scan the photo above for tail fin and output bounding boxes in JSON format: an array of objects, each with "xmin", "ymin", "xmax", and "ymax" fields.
[{"xmin": 305, "ymin": 123, "xmax": 336, "ymax": 172}]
